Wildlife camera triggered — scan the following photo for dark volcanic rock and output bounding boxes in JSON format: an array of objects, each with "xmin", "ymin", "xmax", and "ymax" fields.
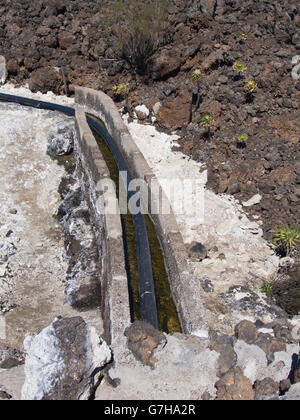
[
  {"xmin": 254, "ymin": 378, "xmax": 279, "ymax": 399},
  {"xmin": 215, "ymin": 367, "xmax": 255, "ymax": 400},
  {"xmin": 57, "ymin": 178, "xmax": 101, "ymax": 310},
  {"xmin": 255, "ymin": 333, "xmax": 286, "ymax": 363},
  {"xmin": 0, "ymin": 389, "xmax": 12, "ymax": 400},
  {"xmin": 295, "ymin": 353, "xmax": 300, "ymax": 383},
  {"xmin": 188, "ymin": 241, "xmax": 208, "ymax": 262},
  {"xmin": 0, "ymin": 345, "xmax": 25, "ymax": 369},
  {"xmin": 125, "ymin": 321, "xmax": 167, "ymax": 368},
  {"xmin": 29, "ymin": 67, "xmax": 62, "ymax": 93},
  {"xmin": 209, "ymin": 331, "xmax": 237, "ymax": 377},
  {"xmin": 273, "ymin": 265, "xmax": 300, "ymax": 317},
  {"xmin": 235, "ymin": 320, "xmax": 258, "ymax": 344},
  {"xmin": 6, "ymin": 59, "xmax": 18, "ymax": 75},
  {"xmin": 22, "ymin": 317, "xmax": 111, "ymax": 400},
  {"xmin": 47, "ymin": 121, "xmax": 74, "ymax": 157}
]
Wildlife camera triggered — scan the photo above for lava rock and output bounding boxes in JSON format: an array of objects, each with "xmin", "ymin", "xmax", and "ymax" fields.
[
  {"xmin": 227, "ymin": 178, "xmax": 241, "ymax": 195},
  {"xmin": 188, "ymin": 242, "xmax": 208, "ymax": 262},
  {"xmin": 254, "ymin": 378, "xmax": 279, "ymax": 399},
  {"xmin": 0, "ymin": 389, "xmax": 12, "ymax": 400},
  {"xmin": 47, "ymin": 122, "xmax": 74, "ymax": 157},
  {"xmin": 21, "ymin": 317, "xmax": 111, "ymax": 400},
  {"xmin": 209, "ymin": 331, "xmax": 237, "ymax": 377},
  {"xmin": 6, "ymin": 59, "xmax": 18, "ymax": 75},
  {"xmin": 28, "ymin": 67, "xmax": 62, "ymax": 94},
  {"xmin": 234, "ymin": 320, "xmax": 258, "ymax": 344},
  {"xmin": 125, "ymin": 321, "xmax": 167, "ymax": 368},
  {"xmin": 215, "ymin": 367, "xmax": 255, "ymax": 400},
  {"xmin": 0, "ymin": 345, "xmax": 25, "ymax": 369},
  {"xmin": 295, "ymin": 353, "xmax": 300, "ymax": 383},
  {"xmin": 280, "ymin": 379, "xmax": 291, "ymax": 394},
  {"xmin": 255, "ymin": 333, "xmax": 286, "ymax": 363}
]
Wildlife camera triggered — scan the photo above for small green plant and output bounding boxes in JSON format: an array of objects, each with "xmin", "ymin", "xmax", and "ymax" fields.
[
  {"xmin": 273, "ymin": 224, "xmax": 300, "ymax": 256},
  {"xmin": 112, "ymin": 82, "xmax": 131, "ymax": 115},
  {"xmin": 191, "ymin": 68, "xmax": 202, "ymax": 83},
  {"xmin": 233, "ymin": 60, "xmax": 248, "ymax": 73},
  {"xmin": 189, "ymin": 68, "xmax": 203, "ymax": 123},
  {"xmin": 261, "ymin": 281, "xmax": 274, "ymax": 297},
  {"xmin": 112, "ymin": 82, "xmax": 130, "ymax": 97},
  {"xmin": 237, "ymin": 132, "xmax": 249, "ymax": 147},
  {"xmin": 244, "ymin": 80, "xmax": 258, "ymax": 92},
  {"xmin": 199, "ymin": 112, "xmax": 213, "ymax": 127}
]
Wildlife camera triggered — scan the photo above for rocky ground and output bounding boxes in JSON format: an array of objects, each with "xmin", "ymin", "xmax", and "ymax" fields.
[
  {"xmin": 1, "ymin": 0, "xmax": 299, "ymax": 314},
  {"xmin": 0, "ymin": 0, "xmax": 299, "ymax": 400},
  {"xmin": 0, "ymin": 89, "xmax": 297, "ymax": 401},
  {"xmin": 2, "ymin": 316, "xmax": 299, "ymax": 401},
  {"xmin": 0, "ymin": 0, "xmax": 299, "ymax": 240}
]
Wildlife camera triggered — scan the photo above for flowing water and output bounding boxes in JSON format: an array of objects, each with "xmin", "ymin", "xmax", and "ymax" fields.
[{"xmin": 89, "ymin": 117, "xmax": 181, "ymax": 334}]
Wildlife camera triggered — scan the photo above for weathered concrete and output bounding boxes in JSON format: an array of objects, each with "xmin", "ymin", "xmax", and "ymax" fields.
[
  {"xmin": 75, "ymin": 87, "xmax": 209, "ymax": 338},
  {"xmin": 75, "ymin": 107, "xmax": 131, "ymax": 350},
  {"xmin": 0, "ymin": 56, "xmax": 7, "ymax": 84},
  {"xmin": 96, "ymin": 332, "xmax": 218, "ymax": 400}
]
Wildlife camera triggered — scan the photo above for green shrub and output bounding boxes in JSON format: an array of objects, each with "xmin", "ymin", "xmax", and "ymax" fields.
[
  {"xmin": 261, "ymin": 281, "xmax": 274, "ymax": 297},
  {"xmin": 189, "ymin": 69, "xmax": 203, "ymax": 123},
  {"xmin": 191, "ymin": 69, "xmax": 202, "ymax": 83},
  {"xmin": 111, "ymin": 0, "xmax": 170, "ymax": 73},
  {"xmin": 244, "ymin": 80, "xmax": 258, "ymax": 92},
  {"xmin": 112, "ymin": 82, "xmax": 130, "ymax": 97},
  {"xmin": 237, "ymin": 133, "xmax": 249, "ymax": 145},
  {"xmin": 199, "ymin": 113, "xmax": 213, "ymax": 127},
  {"xmin": 273, "ymin": 224, "xmax": 300, "ymax": 256},
  {"xmin": 233, "ymin": 60, "xmax": 248, "ymax": 73}
]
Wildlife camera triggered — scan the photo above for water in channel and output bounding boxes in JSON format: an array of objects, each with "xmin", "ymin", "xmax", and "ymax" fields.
[{"xmin": 88, "ymin": 116, "xmax": 181, "ymax": 334}]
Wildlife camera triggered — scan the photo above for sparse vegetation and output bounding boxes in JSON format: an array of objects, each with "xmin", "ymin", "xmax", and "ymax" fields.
[
  {"xmin": 237, "ymin": 133, "xmax": 248, "ymax": 148},
  {"xmin": 199, "ymin": 113, "xmax": 213, "ymax": 139},
  {"xmin": 112, "ymin": 82, "xmax": 130, "ymax": 97},
  {"xmin": 189, "ymin": 68, "xmax": 202, "ymax": 123},
  {"xmin": 112, "ymin": 82, "xmax": 131, "ymax": 114},
  {"xmin": 261, "ymin": 281, "xmax": 274, "ymax": 297},
  {"xmin": 111, "ymin": 0, "xmax": 170, "ymax": 74},
  {"xmin": 244, "ymin": 80, "xmax": 258, "ymax": 92},
  {"xmin": 244, "ymin": 80, "xmax": 258, "ymax": 103},
  {"xmin": 233, "ymin": 60, "xmax": 248, "ymax": 74},
  {"xmin": 191, "ymin": 68, "xmax": 202, "ymax": 83},
  {"xmin": 199, "ymin": 112, "xmax": 213, "ymax": 127},
  {"xmin": 273, "ymin": 224, "xmax": 300, "ymax": 257}
]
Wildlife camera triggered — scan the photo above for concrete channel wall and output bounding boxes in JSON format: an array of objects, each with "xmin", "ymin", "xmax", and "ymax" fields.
[
  {"xmin": 75, "ymin": 87, "xmax": 208, "ymax": 338},
  {"xmin": 75, "ymin": 108, "xmax": 131, "ymax": 349}
]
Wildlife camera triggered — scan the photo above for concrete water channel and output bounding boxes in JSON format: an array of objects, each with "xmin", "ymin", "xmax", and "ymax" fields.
[{"xmin": 0, "ymin": 91, "xmax": 181, "ymax": 337}]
